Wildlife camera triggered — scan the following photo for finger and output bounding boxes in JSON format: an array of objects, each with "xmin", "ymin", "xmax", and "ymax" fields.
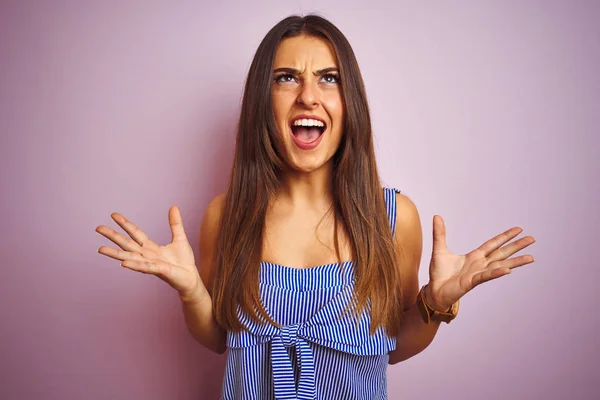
[
  {"xmin": 95, "ymin": 225, "xmax": 142, "ymax": 252},
  {"xmin": 97, "ymin": 246, "xmax": 146, "ymax": 262},
  {"xmin": 169, "ymin": 206, "xmax": 188, "ymax": 243},
  {"xmin": 487, "ymin": 236, "xmax": 535, "ymax": 263},
  {"xmin": 491, "ymin": 254, "xmax": 535, "ymax": 271},
  {"xmin": 432, "ymin": 215, "xmax": 447, "ymax": 253},
  {"xmin": 471, "ymin": 266, "xmax": 511, "ymax": 288},
  {"xmin": 121, "ymin": 259, "xmax": 171, "ymax": 278},
  {"xmin": 477, "ymin": 227, "xmax": 523, "ymax": 257},
  {"xmin": 110, "ymin": 213, "xmax": 156, "ymax": 248},
  {"xmin": 471, "ymin": 255, "xmax": 534, "ymax": 287}
]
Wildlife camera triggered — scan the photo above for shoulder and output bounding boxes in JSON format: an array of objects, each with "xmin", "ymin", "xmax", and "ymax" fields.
[
  {"xmin": 200, "ymin": 193, "xmax": 226, "ymax": 243},
  {"xmin": 204, "ymin": 193, "xmax": 227, "ymax": 224},
  {"xmin": 198, "ymin": 193, "xmax": 227, "ymax": 292},
  {"xmin": 393, "ymin": 191, "xmax": 421, "ymax": 237}
]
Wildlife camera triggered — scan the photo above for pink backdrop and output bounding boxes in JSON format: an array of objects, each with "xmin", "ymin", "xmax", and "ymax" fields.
[{"xmin": 1, "ymin": 1, "xmax": 598, "ymax": 399}]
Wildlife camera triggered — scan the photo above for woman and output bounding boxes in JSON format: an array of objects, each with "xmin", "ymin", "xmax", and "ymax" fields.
[{"xmin": 95, "ymin": 14, "xmax": 535, "ymax": 399}]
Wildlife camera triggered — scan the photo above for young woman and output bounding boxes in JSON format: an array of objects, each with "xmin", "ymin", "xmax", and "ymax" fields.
[{"xmin": 96, "ymin": 15, "xmax": 535, "ymax": 399}]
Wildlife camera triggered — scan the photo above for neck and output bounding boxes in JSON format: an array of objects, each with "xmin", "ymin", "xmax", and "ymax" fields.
[{"xmin": 276, "ymin": 161, "xmax": 334, "ymax": 211}]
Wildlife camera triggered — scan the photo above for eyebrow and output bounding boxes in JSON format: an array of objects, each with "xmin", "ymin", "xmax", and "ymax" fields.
[{"xmin": 273, "ymin": 67, "xmax": 339, "ymax": 75}]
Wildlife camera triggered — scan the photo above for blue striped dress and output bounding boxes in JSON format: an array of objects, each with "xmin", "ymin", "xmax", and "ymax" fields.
[{"xmin": 221, "ymin": 187, "xmax": 401, "ymax": 400}]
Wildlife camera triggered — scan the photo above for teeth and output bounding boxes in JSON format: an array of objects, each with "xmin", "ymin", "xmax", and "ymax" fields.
[{"xmin": 292, "ymin": 118, "xmax": 325, "ymax": 127}]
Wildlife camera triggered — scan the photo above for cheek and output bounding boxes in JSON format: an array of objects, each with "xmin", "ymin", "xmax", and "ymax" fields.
[
  {"xmin": 271, "ymin": 93, "xmax": 284, "ymax": 119},
  {"xmin": 322, "ymin": 95, "xmax": 344, "ymax": 128},
  {"xmin": 272, "ymin": 92, "xmax": 295, "ymax": 128}
]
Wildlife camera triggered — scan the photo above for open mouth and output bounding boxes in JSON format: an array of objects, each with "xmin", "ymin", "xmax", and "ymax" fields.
[{"xmin": 290, "ymin": 117, "xmax": 327, "ymax": 147}]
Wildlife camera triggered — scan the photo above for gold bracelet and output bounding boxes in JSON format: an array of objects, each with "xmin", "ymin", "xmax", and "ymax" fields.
[{"xmin": 416, "ymin": 285, "xmax": 459, "ymax": 324}]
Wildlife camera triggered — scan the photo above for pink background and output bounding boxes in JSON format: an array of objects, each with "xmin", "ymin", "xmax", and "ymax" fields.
[{"xmin": 1, "ymin": 1, "xmax": 598, "ymax": 399}]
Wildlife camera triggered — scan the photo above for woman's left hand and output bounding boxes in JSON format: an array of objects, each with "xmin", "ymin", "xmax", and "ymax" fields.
[{"xmin": 424, "ymin": 215, "xmax": 536, "ymax": 311}]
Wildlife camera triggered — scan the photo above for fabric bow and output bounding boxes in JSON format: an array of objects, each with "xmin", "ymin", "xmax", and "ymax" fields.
[{"xmin": 228, "ymin": 286, "xmax": 395, "ymax": 400}]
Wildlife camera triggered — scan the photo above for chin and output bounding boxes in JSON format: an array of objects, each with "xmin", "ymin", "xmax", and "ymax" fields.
[{"xmin": 284, "ymin": 152, "xmax": 333, "ymax": 174}]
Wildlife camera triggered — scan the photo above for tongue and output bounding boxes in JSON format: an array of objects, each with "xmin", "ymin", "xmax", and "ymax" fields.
[{"xmin": 294, "ymin": 127, "xmax": 321, "ymax": 143}]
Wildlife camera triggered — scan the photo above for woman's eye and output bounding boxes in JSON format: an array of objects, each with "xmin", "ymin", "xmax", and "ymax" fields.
[
  {"xmin": 321, "ymin": 74, "xmax": 339, "ymax": 84},
  {"xmin": 275, "ymin": 74, "xmax": 296, "ymax": 83}
]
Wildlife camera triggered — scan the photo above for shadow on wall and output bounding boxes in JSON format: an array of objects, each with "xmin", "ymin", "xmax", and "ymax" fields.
[
  {"xmin": 182, "ymin": 105, "xmax": 236, "ymax": 398},
  {"xmin": 175, "ymin": 104, "xmax": 238, "ymax": 398},
  {"xmin": 105, "ymin": 104, "xmax": 237, "ymax": 399}
]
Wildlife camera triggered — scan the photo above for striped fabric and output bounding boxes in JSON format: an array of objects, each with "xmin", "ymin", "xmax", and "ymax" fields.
[{"xmin": 221, "ymin": 187, "xmax": 402, "ymax": 400}]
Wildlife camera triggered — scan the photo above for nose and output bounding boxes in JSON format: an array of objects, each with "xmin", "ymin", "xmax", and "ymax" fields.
[{"xmin": 296, "ymin": 81, "xmax": 319, "ymax": 109}]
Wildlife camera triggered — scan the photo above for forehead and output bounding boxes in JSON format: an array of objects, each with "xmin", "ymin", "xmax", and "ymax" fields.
[{"xmin": 273, "ymin": 34, "xmax": 338, "ymax": 68}]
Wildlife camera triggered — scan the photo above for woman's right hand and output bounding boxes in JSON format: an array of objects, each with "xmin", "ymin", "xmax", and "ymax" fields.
[{"xmin": 95, "ymin": 205, "xmax": 206, "ymax": 303}]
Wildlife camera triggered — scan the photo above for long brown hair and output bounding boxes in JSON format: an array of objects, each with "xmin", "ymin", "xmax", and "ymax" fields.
[{"xmin": 212, "ymin": 14, "xmax": 404, "ymax": 336}]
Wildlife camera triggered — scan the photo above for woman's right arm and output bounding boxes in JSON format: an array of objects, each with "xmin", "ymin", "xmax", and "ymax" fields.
[
  {"xmin": 95, "ymin": 194, "xmax": 228, "ymax": 355},
  {"xmin": 180, "ymin": 194, "xmax": 227, "ymax": 354}
]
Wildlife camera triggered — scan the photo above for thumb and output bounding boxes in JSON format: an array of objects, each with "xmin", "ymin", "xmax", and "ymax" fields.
[
  {"xmin": 169, "ymin": 205, "xmax": 189, "ymax": 243},
  {"xmin": 432, "ymin": 215, "xmax": 447, "ymax": 253}
]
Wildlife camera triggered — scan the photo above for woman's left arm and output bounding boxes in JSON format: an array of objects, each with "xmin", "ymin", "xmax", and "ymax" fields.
[
  {"xmin": 388, "ymin": 193, "xmax": 535, "ymax": 364},
  {"xmin": 387, "ymin": 193, "xmax": 434, "ymax": 364}
]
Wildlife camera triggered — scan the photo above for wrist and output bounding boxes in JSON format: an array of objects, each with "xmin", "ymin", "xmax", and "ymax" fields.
[
  {"xmin": 179, "ymin": 284, "xmax": 209, "ymax": 306},
  {"xmin": 418, "ymin": 284, "xmax": 460, "ymax": 324},
  {"xmin": 423, "ymin": 284, "xmax": 451, "ymax": 312}
]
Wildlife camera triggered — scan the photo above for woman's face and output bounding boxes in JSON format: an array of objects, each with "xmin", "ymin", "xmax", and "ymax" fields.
[{"xmin": 271, "ymin": 34, "xmax": 344, "ymax": 173}]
